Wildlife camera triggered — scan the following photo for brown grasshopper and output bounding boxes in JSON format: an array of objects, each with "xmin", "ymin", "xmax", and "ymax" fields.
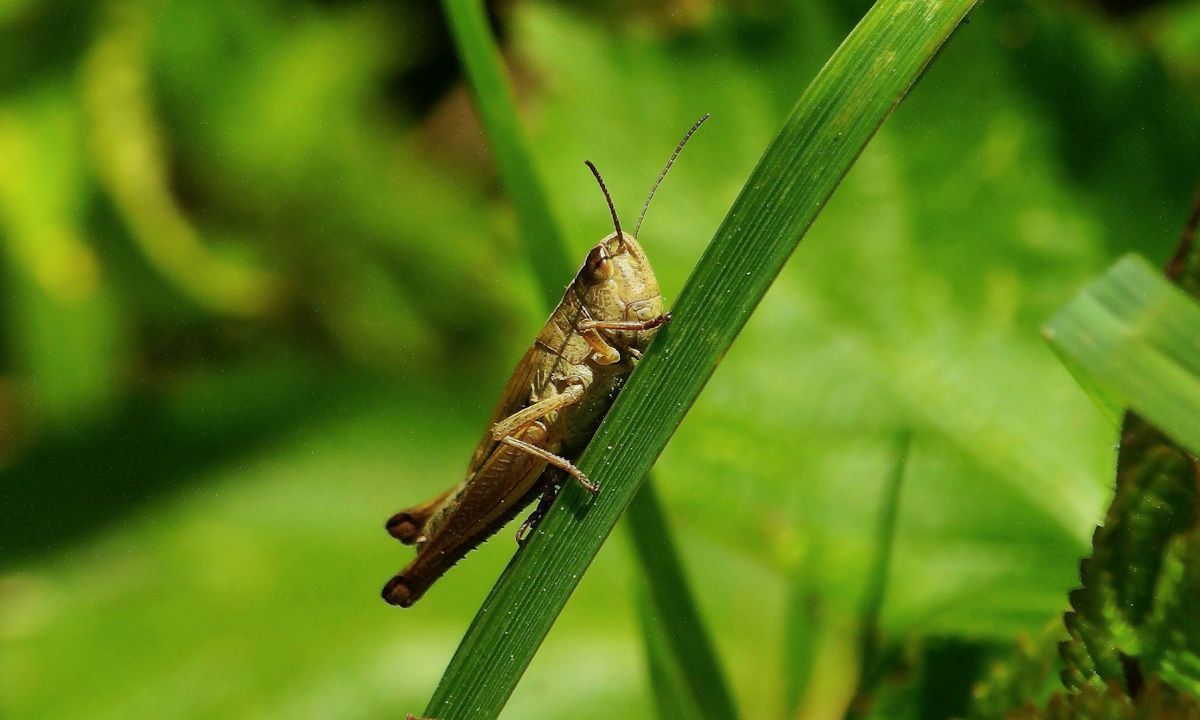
[{"xmin": 381, "ymin": 116, "xmax": 708, "ymax": 607}]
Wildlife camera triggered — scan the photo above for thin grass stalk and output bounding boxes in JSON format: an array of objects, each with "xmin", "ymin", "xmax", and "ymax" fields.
[
  {"xmin": 438, "ymin": 2, "xmax": 734, "ymax": 717},
  {"xmin": 427, "ymin": 2, "xmax": 978, "ymax": 717}
]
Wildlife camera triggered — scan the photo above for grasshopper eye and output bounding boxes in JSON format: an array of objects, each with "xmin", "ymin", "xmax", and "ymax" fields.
[{"xmin": 583, "ymin": 245, "xmax": 613, "ymax": 283}]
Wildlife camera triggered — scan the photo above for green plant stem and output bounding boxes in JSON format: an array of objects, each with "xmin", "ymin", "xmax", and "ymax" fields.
[
  {"xmin": 438, "ymin": 2, "xmax": 733, "ymax": 717},
  {"xmin": 637, "ymin": 588, "xmax": 704, "ymax": 720},
  {"xmin": 441, "ymin": 0, "xmax": 571, "ymax": 299},
  {"xmin": 426, "ymin": 2, "xmax": 977, "ymax": 717}
]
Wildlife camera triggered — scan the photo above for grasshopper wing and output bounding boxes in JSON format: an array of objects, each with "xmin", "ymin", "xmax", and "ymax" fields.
[
  {"xmin": 382, "ymin": 421, "xmax": 551, "ymax": 606},
  {"xmin": 467, "ymin": 345, "xmax": 544, "ymax": 477},
  {"xmin": 385, "ymin": 345, "xmax": 543, "ymax": 544}
]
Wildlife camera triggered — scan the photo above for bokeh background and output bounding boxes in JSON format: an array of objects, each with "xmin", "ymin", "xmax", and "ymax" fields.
[{"xmin": 2, "ymin": 0, "xmax": 1199, "ymax": 718}]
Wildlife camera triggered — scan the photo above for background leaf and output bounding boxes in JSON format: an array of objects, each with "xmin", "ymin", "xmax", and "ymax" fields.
[
  {"xmin": 1045, "ymin": 255, "xmax": 1200, "ymax": 457},
  {"xmin": 971, "ymin": 210, "xmax": 1200, "ymax": 718}
]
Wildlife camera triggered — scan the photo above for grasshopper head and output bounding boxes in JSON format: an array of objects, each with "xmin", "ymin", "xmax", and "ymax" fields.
[
  {"xmin": 578, "ymin": 161, "xmax": 666, "ymax": 352},
  {"xmin": 587, "ymin": 231, "xmax": 660, "ymax": 309},
  {"xmin": 575, "ymin": 231, "xmax": 664, "ymax": 352},
  {"xmin": 577, "ymin": 114, "xmax": 705, "ymax": 324}
]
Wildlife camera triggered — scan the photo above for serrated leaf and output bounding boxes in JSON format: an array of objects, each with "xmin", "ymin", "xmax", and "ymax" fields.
[
  {"xmin": 1032, "ymin": 209, "xmax": 1200, "ymax": 715},
  {"xmin": 1049, "ymin": 233, "xmax": 1200, "ymax": 703},
  {"xmin": 1058, "ymin": 411, "xmax": 1200, "ymax": 696},
  {"xmin": 1142, "ymin": 531, "xmax": 1200, "ymax": 697},
  {"xmin": 1022, "ymin": 680, "xmax": 1200, "ymax": 720}
]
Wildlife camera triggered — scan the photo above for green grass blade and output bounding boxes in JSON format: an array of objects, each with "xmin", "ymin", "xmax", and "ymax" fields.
[
  {"xmin": 1044, "ymin": 254, "xmax": 1200, "ymax": 456},
  {"xmin": 426, "ymin": 2, "xmax": 978, "ymax": 717},
  {"xmin": 846, "ymin": 432, "xmax": 911, "ymax": 720},
  {"xmin": 627, "ymin": 481, "xmax": 738, "ymax": 720},
  {"xmin": 441, "ymin": 0, "xmax": 572, "ymax": 302},
  {"xmin": 783, "ymin": 542, "xmax": 825, "ymax": 717},
  {"xmin": 856, "ymin": 433, "xmax": 910, "ymax": 677},
  {"xmin": 440, "ymin": 3, "xmax": 733, "ymax": 717},
  {"xmin": 637, "ymin": 588, "xmax": 706, "ymax": 720}
]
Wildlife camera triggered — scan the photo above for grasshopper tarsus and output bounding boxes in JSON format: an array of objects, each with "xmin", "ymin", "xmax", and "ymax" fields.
[
  {"xmin": 576, "ymin": 473, "xmax": 600, "ymax": 495},
  {"xmin": 514, "ymin": 520, "xmax": 532, "ymax": 546}
]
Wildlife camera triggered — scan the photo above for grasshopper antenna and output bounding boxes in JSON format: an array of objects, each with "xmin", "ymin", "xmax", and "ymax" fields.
[
  {"xmin": 634, "ymin": 113, "xmax": 710, "ymax": 238},
  {"xmin": 585, "ymin": 160, "xmax": 626, "ymax": 249}
]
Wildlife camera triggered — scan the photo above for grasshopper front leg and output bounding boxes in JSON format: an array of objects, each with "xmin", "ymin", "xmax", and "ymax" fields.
[
  {"xmin": 576, "ymin": 312, "xmax": 671, "ymax": 334},
  {"xmin": 576, "ymin": 313, "xmax": 671, "ymax": 365}
]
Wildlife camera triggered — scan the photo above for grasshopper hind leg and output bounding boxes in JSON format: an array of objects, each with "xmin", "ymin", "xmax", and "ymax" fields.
[
  {"xmin": 515, "ymin": 472, "xmax": 565, "ymax": 545},
  {"xmin": 386, "ymin": 487, "xmax": 454, "ymax": 545}
]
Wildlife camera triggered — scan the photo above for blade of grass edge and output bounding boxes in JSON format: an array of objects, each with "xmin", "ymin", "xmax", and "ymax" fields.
[
  {"xmin": 426, "ymin": 2, "xmax": 979, "ymax": 718},
  {"xmin": 439, "ymin": 2, "xmax": 735, "ymax": 717}
]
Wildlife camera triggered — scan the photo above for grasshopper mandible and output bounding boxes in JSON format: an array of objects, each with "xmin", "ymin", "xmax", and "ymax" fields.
[{"xmin": 381, "ymin": 115, "xmax": 708, "ymax": 607}]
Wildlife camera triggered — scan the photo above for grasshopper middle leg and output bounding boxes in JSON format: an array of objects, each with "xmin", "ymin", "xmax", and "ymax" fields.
[
  {"xmin": 500, "ymin": 435, "xmax": 597, "ymax": 494},
  {"xmin": 490, "ymin": 381, "xmax": 598, "ymax": 493},
  {"xmin": 490, "ymin": 383, "xmax": 584, "ymax": 438}
]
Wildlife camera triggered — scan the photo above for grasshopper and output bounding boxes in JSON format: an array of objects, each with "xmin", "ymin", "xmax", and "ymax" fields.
[{"xmin": 381, "ymin": 116, "xmax": 708, "ymax": 607}]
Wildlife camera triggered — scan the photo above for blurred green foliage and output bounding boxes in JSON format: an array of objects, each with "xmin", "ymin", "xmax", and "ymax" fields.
[{"xmin": 1, "ymin": 0, "xmax": 1198, "ymax": 718}]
